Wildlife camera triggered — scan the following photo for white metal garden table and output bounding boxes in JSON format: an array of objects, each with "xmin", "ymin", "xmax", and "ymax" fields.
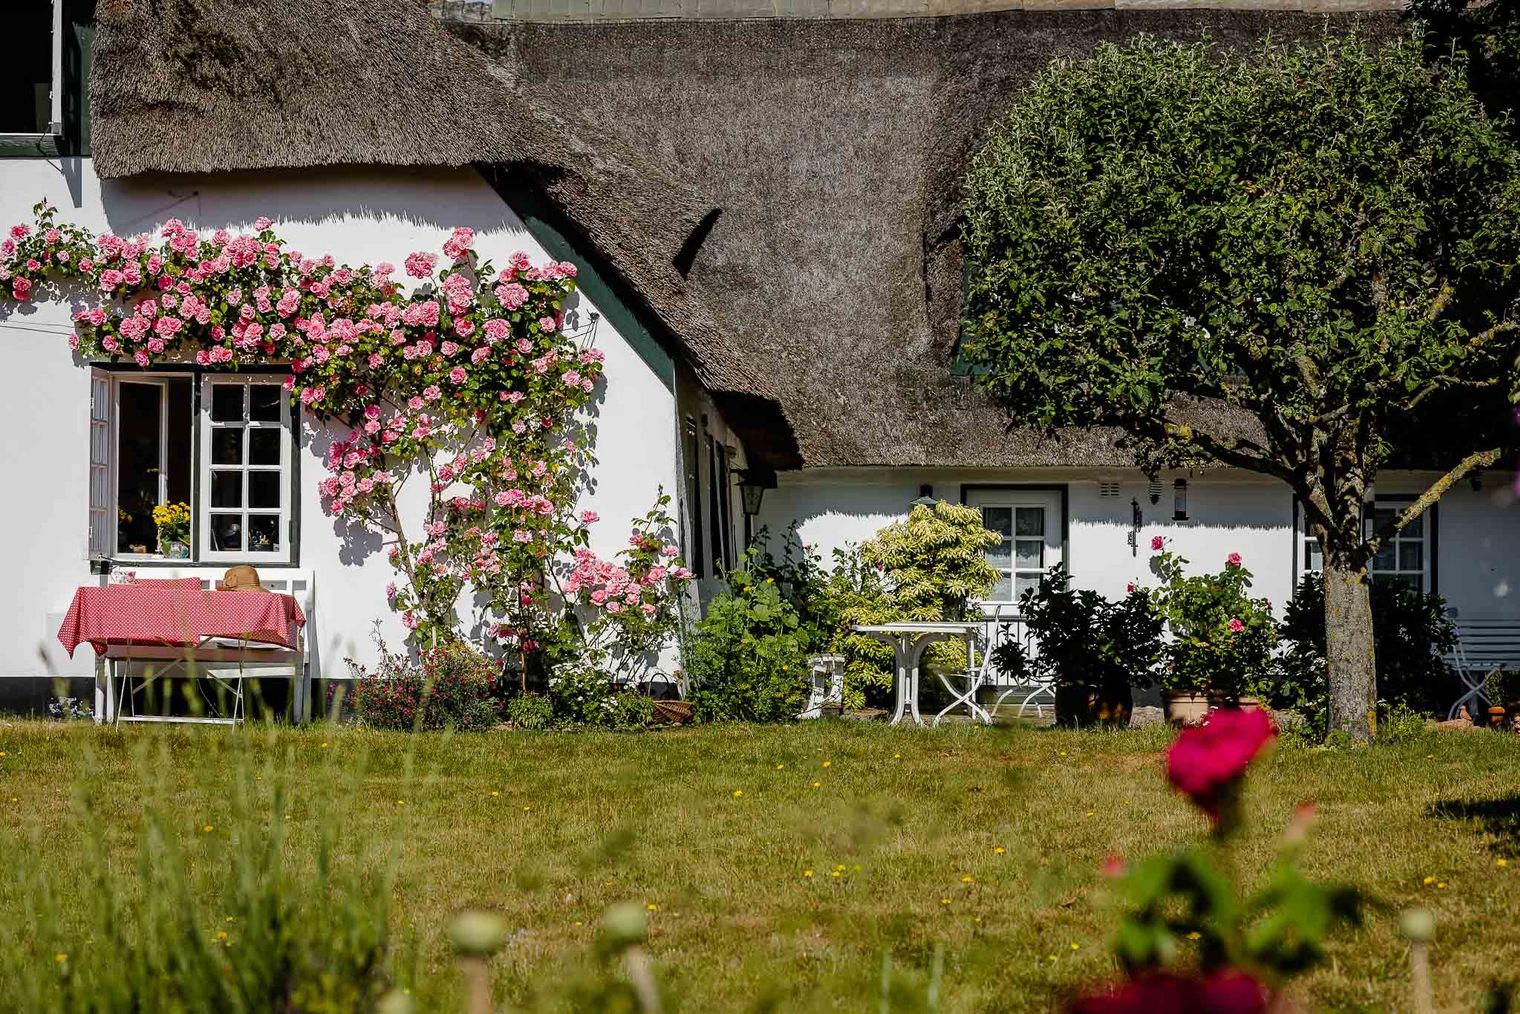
[{"xmin": 855, "ymin": 621, "xmax": 985, "ymax": 727}]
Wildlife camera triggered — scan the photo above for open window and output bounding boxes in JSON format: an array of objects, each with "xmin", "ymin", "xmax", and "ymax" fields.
[
  {"xmin": 2, "ymin": 1, "xmax": 60, "ymax": 136},
  {"xmin": 89, "ymin": 369, "xmax": 297, "ymax": 565}
]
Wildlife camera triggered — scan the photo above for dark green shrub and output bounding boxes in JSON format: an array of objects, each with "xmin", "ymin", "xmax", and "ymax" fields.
[
  {"xmin": 504, "ymin": 691, "xmax": 555, "ymax": 730},
  {"xmin": 685, "ymin": 570, "xmax": 811, "ymax": 723},
  {"xmin": 1274, "ymin": 573, "xmax": 1458, "ymax": 730},
  {"xmin": 995, "ymin": 566, "xmax": 1163, "ymax": 693}
]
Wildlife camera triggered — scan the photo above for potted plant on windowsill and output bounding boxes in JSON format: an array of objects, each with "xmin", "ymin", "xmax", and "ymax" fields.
[
  {"xmin": 1151, "ymin": 544, "xmax": 1277, "ymax": 724},
  {"xmin": 1006, "ymin": 566, "xmax": 1162, "ymax": 728},
  {"xmin": 152, "ymin": 501, "xmax": 191, "ymax": 559}
]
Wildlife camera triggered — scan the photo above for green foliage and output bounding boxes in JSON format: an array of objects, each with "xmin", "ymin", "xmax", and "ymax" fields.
[
  {"xmin": 859, "ymin": 502, "xmax": 999, "ymax": 621},
  {"xmin": 543, "ymin": 666, "xmax": 654, "ymax": 730},
  {"xmin": 818, "ymin": 544, "xmax": 900, "ymax": 709},
  {"xmin": 995, "ymin": 566, "xmax": 1163, "ymax": 691},
  {"xmin": 963, "ymin": 35, "xmax": 1520, "ymax": 486},
  {"xmin": 1150, "ymin": 551, "xmax": 1277, "ymax": 698},
  {"xmin": 504, "ymin": 691, "xmax": 555, "ymax": 730},
  {"xmin": 1273, "ymin": 573, "xmax": 1458, "ymax": 726},
  {"xmin": 347, "ymin": 643, "xmax": 502, "ymax": 732},
  {"xmin": 1411, "ymin": 0, "xmax": 1520, "ymax": 129},
  {"xmin": 685, "ymin": 568, "xmax": 812, "ymax": 722}
]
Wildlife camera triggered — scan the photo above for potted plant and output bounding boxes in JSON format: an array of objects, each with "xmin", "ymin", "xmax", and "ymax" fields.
[
  {"xmin": 1151, "ymin": 545, "xmax": 1276, "ymax": 725},
  {"xmin": 1009, "ymin": 566, "xmax": 1162, "ymax": 728},
  {"xmin": 152, "ymin": 501, "xmax": 191, "ymax": 559}
]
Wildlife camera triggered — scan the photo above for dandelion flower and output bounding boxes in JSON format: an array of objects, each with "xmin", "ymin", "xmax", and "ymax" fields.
[
  {"xmin": 1437, "ymin": 882, "xmax": 1448, "ymax": 889},
  {"xmin": 202, "ymin": 824, "xmax": 214, "ymax": 833},
  {"xmin": 940, "ymin": 897, "xmax": 950, "ymax": 905},
  {"xmin": 732, "ymin": 789, "xmax": 744, "ymax": 798},
  {"xmin": 646, "ymin": 904, "xmax": 658, "ymax": 912},
  {"xmin": 490, "ymin": 791, "xmax": 500, "ymax": 797},
  {"xmin": 831, "ymin": 870, "xmax": 842, "ymax": 879},
  {"xmin": 1423, "ymin": 876, "xmax": 1435, "ymax": 885},
  {"xmin": 994, "ymin": 846, "xmax": 1006, "ymax": 855},
  {"xmin": 961, "ymin": 875, "xmax": 975, "ymax": 884},
  {"xmin": 55, "ymin": 953, "xmax": 67, "ymax": 963},
  {"xmin": 775, "ymin": 763, "xmax": 785, "ymax": 770},
  {"xmin": 811, "ymin": 781, "xmax": 822, "ymax": 788},
  {"xmin": 1499, "ymin": 859, "xmax": 1509, "ymax": 868},
  {"xmin": 822, "ymin": 761, "xmax": 831, "ymax": 768},
  {"xmin": 803, "ymin": 870, "xmax": 814, "ymax": 878},
  {"xmin": 1070, "ymin": 942, "xmax": 1080, "ymax": 951},
  {"xmin": 1187, "ymin": 931, "xmax": 1201, "ymax": 941}
]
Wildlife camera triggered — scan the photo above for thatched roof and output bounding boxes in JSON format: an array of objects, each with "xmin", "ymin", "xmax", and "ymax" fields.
[
  {"xmin": 91, "ymin": 1, "xmax": 1403, "ymax": 470},
  {"xmin": 448, "ymin": 8, "xmax": 1401, "ymax": 468},
  {"xmin": 89, "ymin": 0, "xmax": 796, "ymax": 463}
]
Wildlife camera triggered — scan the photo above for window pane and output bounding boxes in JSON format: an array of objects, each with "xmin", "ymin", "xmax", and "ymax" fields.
[
  {"xmin": 987, "ymin": 538, "xmax": 1012, "ymax": 569},
  {"xmin": 247, "ymin": 515, "xmax": 280, "ymax": 552},
  {"xmin": 1373, "ymin": 542, "xmax": 1396, "ymax": 571},
  {"xmin": 248, "ymin": 385, "xmax": 283, "ymax": 422},
  {"xmin": 989, "ymin": 573, "xmax": 1013, "ymax": 602},
  {"xmin": 248, "ymin": 428, "xmax": 281, "ymax": 466},
  {"xmin": 116, "ymin": 383, "xmax": 162, "ymax": 554},
  {"xmin": 212, "ymin": 428, "xmax": 243, "ymax": 465},
  {"xmin": 166, "ymin": 379, "xmax": 193, "ymax": 506},
  {"xmin": 1014, "ymin": 572, "xmax": 1041, "ymax": 602},
  {"xmin": 1015, "ymin": 538, "xmax": 1043, "ymax": 569},
  {"xmin": 248, "ymin": 471, "xmax": 280, "ymax": 509},
  {"xmin": 1014, "ymin": 507, "xmax": 1044, "ymax": 537},
  {"xmin": 210, "ymin": 471, "xmax": 242, "ymax": 508},
  {"xmin": 210, "ymin": 385, "xmax": 244, "ymax": 422},
  {"xmin": 1402, "ymin": 512, "xmax": 1424, "ymax": 538},
  {"xmin": 982, "ymin": 507, "xmax": 1011, "ymax": 538},
  {"xmin": 1399, "ymin": 541, "xmax": 1423, "ymax": 573},
  {"xmin": 211, "ymin": 514, "xmax": 243, "ymax": 551},
  {"xmin": 1304, "ymin": 539, "xmax": 1323, "ymax": 573}
]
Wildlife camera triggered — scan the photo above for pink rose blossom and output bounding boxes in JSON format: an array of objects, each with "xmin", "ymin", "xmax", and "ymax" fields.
[
  {"xmin": 404, "ymin": 251, "xmax": 437, "ymax": 279},
  {"xmin": 1150, "ymin": 535, "xmax": 1165, "ymax": 552}
]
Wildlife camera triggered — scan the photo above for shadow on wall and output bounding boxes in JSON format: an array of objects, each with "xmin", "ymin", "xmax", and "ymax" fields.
[{"xmin": 96, "ymin": 166, "xmax": 534, "ymax": 246}]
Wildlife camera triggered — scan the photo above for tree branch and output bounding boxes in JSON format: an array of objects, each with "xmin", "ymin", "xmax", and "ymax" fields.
[
  {"xmin": 1372, "ymin": 446, "xmax": 1503, "ymax": 545},
  {"xmin": 1152, "ymin": 416, "xmax": 1299, "ymax": 485}
]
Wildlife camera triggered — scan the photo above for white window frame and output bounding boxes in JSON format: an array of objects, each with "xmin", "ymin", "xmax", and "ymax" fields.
[
  {"xmin": 198, "ymin": 374, "xmax": 295, "ymax": 565},
  {"xmin": 964, "ymin": 488, "xmax": 1065, "ymax": 605},
  {"xmin": 107, "ymin": 372, "xmax": 193, "ymax": 562},
  {"xmin": 1298, "ymin": 497, "xmax": 1434, "ymax": 593},
  {"xmin": 90, "ymin": 369, "xmax": 297, "ymax": 565}
]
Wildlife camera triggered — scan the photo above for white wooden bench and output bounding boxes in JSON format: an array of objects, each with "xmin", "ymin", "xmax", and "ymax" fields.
[
  {"xmin": 94, "ymin": 568, "xmax": 316, "ymax": 725},
  {"xmin": 1443, "ymin": 616, "xmax": 1520, "ymax": 720}
]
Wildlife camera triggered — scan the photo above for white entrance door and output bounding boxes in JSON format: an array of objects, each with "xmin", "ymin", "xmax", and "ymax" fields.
[{"xmin": 964, "ymin": 489, "xmax": 1064, "ymax": 605}]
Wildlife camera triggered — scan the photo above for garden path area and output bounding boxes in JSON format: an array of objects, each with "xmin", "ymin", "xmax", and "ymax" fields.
[{"xmin": 2, "ymin": 721, "xmax": 1518, "ymax": 1011}]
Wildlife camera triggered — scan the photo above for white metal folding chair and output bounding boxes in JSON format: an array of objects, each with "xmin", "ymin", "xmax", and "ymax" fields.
[{"xmin": 933, "ymin": 630, "xmax": 995, "ymax": 726}]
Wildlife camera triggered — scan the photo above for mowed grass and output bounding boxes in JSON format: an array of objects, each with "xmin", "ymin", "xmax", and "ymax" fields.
[{"xmin": 2, "ymin": 720, "xmax": 1519, "ymax": 1011}]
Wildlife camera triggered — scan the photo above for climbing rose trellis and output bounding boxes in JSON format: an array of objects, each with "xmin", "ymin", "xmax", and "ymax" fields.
[{"xmin": 0, "ymin": 202, "xmax": 690, "ymax": 670}]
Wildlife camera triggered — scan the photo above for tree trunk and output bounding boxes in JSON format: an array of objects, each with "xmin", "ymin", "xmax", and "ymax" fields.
[{"xmin": 1324, "ymin": 554, "xmax": 1377, "ymax": 740}]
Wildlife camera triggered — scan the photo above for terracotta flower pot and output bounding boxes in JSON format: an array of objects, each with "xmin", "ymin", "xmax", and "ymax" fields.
[
  {"xmin": 1488, "ymin": 705, "xmax": 1508, "ymax": 728},
  {"xmin": 1055, "ymin": 683, "xmax": 1133, "ymax": 728},
  {"xmin": 1164, "ymin": 689, "xmax": 1212, "ymax": 727}
]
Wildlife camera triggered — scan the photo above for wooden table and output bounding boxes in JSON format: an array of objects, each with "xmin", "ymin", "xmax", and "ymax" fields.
[{"xmin": 855, "ymin": 621, "xmax": 982, "ymax": 727}]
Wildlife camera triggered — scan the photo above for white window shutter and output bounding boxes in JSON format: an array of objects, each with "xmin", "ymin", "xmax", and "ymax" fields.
[{"xmin": 88, "ymin": 369, "xmax": 111, "ymax": 557}]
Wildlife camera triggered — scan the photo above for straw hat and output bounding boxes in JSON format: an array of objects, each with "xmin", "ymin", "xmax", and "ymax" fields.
[{"xmin": 216, "ymin": 565, "xmax": 268, "ymax": 592}]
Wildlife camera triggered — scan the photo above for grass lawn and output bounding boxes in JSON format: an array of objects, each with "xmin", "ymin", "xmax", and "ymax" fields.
[{"xmin": 2, "ymin": 719, "xmax": 1518, "ymax": 1011}]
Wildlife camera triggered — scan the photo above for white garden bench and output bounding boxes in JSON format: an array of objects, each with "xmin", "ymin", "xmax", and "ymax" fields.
[
  {"xmin": 96, "ymin": 567, "xmax": 316, "ymax": 725},
  {"xmin": 1443, "ymin": 614, "xmax": 1520, "ymax": 720}
]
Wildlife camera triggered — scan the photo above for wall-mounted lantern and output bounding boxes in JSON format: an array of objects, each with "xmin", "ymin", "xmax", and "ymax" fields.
[
  {"xmin": 736, "ymin": 468, "xmax": 776, "ymax": 518},
  {"xmin": 911, "ymin": 484, "xmax": 937, "ymax": 509},
  {"xmin": 1173, "ymin": 478, "xmax": 1190, "ymax": 522}
]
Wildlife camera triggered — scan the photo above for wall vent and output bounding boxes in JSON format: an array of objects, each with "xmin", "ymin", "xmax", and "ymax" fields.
[{"xmin": 1098, "ymin": 481, "xmax": 1121, "ymax": 498}]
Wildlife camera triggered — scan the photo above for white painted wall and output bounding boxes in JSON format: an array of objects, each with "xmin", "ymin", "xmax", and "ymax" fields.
[
  {"xmin": 0, "ymin": 158, "xmax": 680, "ymax": 680},
  {"xmin": 758, "ymin": 466, "xmax": 1520, "ymax": 620}
]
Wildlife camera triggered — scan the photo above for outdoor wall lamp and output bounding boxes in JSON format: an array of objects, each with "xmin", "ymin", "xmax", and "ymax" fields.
[
  {"xmin": 1173, "ymin": 478, "xmax": 1190, "ymax": 521},
  {"xmin": 911, "ymin": 484, "xmax": 937, "ymax": 509},
  {"xmin": 735, "ymin": 468, "xmax": 776, "ymax": 518}
]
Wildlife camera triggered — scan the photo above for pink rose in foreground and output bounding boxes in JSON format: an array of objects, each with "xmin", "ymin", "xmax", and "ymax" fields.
[
  {"xmin": 1150, "ymin": 535, "xmax": 1165, "ymax": 552},
  {"xmin": 1166, "ymin": 707, "xmax": 1275, "ymax": 827},
  {"xmin": 1226, "ymin": 552, "xmax": 1242, "ymax": 568},
  {"xmin": 1069, "ymin": 971, "xmax": 1270, "ymax": 1014}
]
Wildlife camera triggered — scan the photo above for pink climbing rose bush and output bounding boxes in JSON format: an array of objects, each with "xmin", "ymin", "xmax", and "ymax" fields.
[
  {"xmin": 1150, "ymin": 546, "xmax": 1276, "ymax": 699},
  {"xmin": 0, "ymin": 201, "xmax": 690, "ymax": 667}
]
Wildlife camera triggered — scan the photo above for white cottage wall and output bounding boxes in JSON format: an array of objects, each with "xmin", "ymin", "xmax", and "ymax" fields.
[
  {"xmin": 757, "ymin": 467, "xmax": 1519, "ymax": 621},
  {"xmin": 0, "ymin": 159, "xmax": 680, "ymax": 682}
]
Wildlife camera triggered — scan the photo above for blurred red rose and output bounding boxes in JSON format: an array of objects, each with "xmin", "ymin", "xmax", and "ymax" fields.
[
  {"xmin": 1070, "ymin": 970, "xmax": 1271, "ymax": 1014},
  {"xmin": 1166, "ymin": 707, "xmax": 1275, "ymax": 824}
]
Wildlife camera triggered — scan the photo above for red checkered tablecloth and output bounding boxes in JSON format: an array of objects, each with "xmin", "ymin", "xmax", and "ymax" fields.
[{"xmin": 58, "ymin": 583, "xmax": 306, "ymax": 657}]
